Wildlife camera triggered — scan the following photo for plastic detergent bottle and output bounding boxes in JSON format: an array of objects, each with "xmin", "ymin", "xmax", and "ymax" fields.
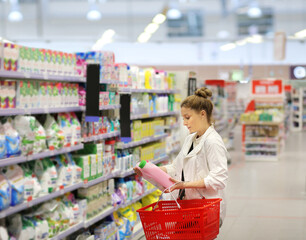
[{"xmin": 135, "ymin": 160, "xmax": 173, "ymax": 191}]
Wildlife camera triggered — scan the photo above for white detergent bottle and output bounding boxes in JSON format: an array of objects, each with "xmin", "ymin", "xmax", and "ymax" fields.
[{"xmin": 135, "ymin": 160, "xmax": 173, "ymax": 191}]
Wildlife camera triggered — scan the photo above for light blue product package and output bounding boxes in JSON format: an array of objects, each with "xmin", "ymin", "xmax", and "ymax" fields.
[
  {"xmin": 0, "ymin": 134, "xmax": 6, "ymax": 159},
  {"xmin": 2, "ymin": 165, "xmax": 24, "ymax": 206},
  {"xmin": 0, "ymin": 173, "xmax": 11, "ymax": 211},
  {"xmin": 2, "ymin": 119, "xmax": 21, "ymax": 157}
]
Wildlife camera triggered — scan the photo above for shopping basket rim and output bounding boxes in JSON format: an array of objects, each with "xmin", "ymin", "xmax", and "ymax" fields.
[{"xmin": 137, "ymin": 198, "xmax": 222, "ymax": 213}]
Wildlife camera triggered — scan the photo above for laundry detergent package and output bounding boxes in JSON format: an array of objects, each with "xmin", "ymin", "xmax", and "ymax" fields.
[
  {"xmin": 2, "ymin": 118, "xmax": 21, "ymax": 157},
  {"xmin": 33, "ymin": 119, "xmax": 47, "ymax": 154},
  {"xmin": 2, "ymin": 165, "xmax": 24, "ymax": 206},
  {"xmin": 27, "ymin": 216, "xmax": 49, "ymax": 240},
  {"xmin": 7, "ymin": 214, "xmax": 23, "ymax": 239},
  {"xmin": 112, "ymin": 211, "xmax": 132, "ymax": 240},
  {"xmin": 0, "ymin": 173, "xmax": 10, "ymax": 211},
  {"xmin": 0, "ymin": 124, "xmax": 7, "ymax": 159},
  {"xmin": 66, "ymin": 153, "xmax": 82, "ymax": 184},
  {"xmin": 69, "ymin": 112, "xmax": 82, "ymax": 145},
  {"xmin": 58, "ymin": 113, "xmax": 72, "ymax": 147},
  {"xmin": 20, "ymin": 163, "xmax": 42, "ymax": 200},
  {"xmin": 52, "ymin": 155, "xmax": 72, "ymax": 188},
  {"xmin": 33, "ymin": 158, "xmax": 58, "ymax": 194},
  {"xmin": 44, "ymin": 114, "xmax": 65, "ymax": 150},
  {"xmin": 73, "ymin": 155, "xmax": 90, "ymax": 181},
  {"xmin": 13, "ymin": 115, "xmax": 36, "ymax": 156},
  {"xmin": 19, "ymin": 217, "xmax": 36, "ymax": 240}
]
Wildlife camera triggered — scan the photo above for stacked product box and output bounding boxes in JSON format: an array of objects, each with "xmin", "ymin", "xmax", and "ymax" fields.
[
  {"xmin": 131, "ymin": 118, "xmax": 165, "ymax": 141},
  {"xmin": 0, "ymin": 80, "xmax": 16, "ymax": 109},
  {"xmin": 14, "ymin": 80, "xmax": 79, "ymax": 109}
]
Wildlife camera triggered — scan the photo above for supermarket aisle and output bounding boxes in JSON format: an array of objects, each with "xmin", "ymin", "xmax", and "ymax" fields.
[{"xmin": 217, "ymin": 127, "xmax": 306, "ymax": 240}]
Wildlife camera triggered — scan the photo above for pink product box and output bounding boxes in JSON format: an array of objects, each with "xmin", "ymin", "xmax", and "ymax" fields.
[{"xmin": 0, "ymin": 81, "xmax": 16, "ymax": 109}]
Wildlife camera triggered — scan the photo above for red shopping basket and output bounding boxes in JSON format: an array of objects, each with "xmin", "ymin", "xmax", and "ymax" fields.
[{"xmin": 137, "ymin": 198, "xmax": 222, "ymax": 240}]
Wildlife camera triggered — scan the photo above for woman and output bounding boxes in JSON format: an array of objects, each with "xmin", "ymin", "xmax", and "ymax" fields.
[{"xmin": 135, "ymin": 87, "xmax": 228, "ymax": 226}]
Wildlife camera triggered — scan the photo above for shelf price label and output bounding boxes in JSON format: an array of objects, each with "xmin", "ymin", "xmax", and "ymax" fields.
[{"xmin": 252, "ymin": 80, "xmax": 283, "ymax": 95}]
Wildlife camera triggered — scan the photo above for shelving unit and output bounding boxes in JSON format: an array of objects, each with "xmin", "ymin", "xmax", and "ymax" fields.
[
  {"xmin": 119, "ymin": 88, "xmax": 179, "ymax": 94},
  {"xmin": 291, "ymin": 86, "xmax": 306, "ymax": 131},
  {"xmin": 83, "ymin": 131, "xmax": 121, "ymax": 142},
  {"xmin": 99, "ymin": 104, "xmax": 121, "ymax": 110},
  {"xmin": 0, "ymin": 70, "xmax": 86, "ymax": 82}
]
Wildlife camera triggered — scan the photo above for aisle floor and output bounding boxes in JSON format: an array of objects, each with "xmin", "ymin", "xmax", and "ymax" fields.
[{"xmin": 138, "ymin": 127, "xmax": 306, "ymax": 240}]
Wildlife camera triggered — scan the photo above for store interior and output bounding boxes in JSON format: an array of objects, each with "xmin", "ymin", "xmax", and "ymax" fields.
[{"xmin": 0, "ymin": 0, "xmax": 306, "ymax": 239}]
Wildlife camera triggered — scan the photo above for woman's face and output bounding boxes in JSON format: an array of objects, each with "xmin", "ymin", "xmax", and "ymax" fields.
[{"xmin": 181, "ymin": 107, "xmax": 206, "ymax": 134}]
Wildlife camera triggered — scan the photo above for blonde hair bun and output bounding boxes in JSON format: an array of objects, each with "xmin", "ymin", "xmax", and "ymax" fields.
[{"xmin": 195, "ymin": 87, "xmax": 212, "ymax": 99}]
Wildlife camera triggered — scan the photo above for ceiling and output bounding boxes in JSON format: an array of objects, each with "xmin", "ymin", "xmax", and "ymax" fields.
[{"xmin": 0, "ymin": 0, "xmax": 305, "ymax": 45}]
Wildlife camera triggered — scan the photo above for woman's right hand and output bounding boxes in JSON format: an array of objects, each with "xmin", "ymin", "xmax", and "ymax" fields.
[{"xmin": 133, "ymin": 167, "xmax": 142, "ymax": 176}]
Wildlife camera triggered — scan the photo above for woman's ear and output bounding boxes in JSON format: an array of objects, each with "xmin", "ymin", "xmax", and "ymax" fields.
[{"xmin": 201, "ymin": 110, "xmax": 206, "ymax": 118}]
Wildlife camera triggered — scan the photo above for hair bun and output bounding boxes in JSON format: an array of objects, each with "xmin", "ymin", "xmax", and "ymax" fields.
[{"xmin": 195, "ymin": 87, "xmax": 212, "ymax": 99}]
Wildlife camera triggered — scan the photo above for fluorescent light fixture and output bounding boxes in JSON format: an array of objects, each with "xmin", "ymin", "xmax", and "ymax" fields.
[
  {"xmin": 152, "ymin": 13, "xmax": 166, "ymax": 24},
  {"xmin": 8, "ymin": 0, "xmax": 23, "ymax": 22},
  {"xmin": 167, "ymin": 8, "xmax": 182, "ymax": 20},
  {"xmin": 247, "ymin": 6, "xmax": 262, "ymax": 18},
  {"xmin": 92, "ymin": 29, "xmax": 115, "ymax": 50},
  {"xmin": 145, "ymin": 23, "xmax": 159, "ymax": 34},
  {"xmin": 236, "ymin": 39, "xmax": 247, "ymax": 46},
  {"xmin": 217, "ymin": 30, "xmax": 230, "ymax": 39},
  {"xmin": 247, "ymin": 34, "xmax": 263, "ymax": 43},
  {"xmin": 220, "ymin": 43, "xmax": 236, "ymax": 51},
  {"xmin": 87, "ymin": 9, "xmax": 101, "ymax": 21},
  {"xmin": 295, "ymin": 29, "xmax": 306, "ymax": 38},
  {"xmin": 137, "ymin": 32, "xmax": 151, "ymax": 43}
]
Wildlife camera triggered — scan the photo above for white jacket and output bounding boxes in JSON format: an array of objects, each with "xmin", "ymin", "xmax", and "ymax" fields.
[{"xmin": 165, "ymin": 126, "xmax": 228, "ymax": 222}]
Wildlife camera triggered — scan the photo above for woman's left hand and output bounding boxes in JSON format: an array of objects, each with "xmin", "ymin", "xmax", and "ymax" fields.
[{"xmin": 164, "ymin": 178, "xmax": 185, "ymax": 193}]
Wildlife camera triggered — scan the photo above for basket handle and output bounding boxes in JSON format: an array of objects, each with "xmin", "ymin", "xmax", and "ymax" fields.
[
  {"xmin": 152, "ymin": 182, "xmax": 206, "ymax": 211},
  {"xmin": 152, "ymin": 182, "xmax": 182, "ymax": 211}
]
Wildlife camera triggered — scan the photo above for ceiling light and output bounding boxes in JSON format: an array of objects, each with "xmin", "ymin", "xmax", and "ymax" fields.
[
  {"xmin": 87, "ymin": 0, "xmax": 101, "ymax": 21},
  {"xmin": 145, "ymin": 23, "xmax": 159, "ymax": 34},
  {"xmin": 217, "ymin": 30, "xmax": 230, "ymax": 39},
  {"xmin": 167, "ymin": 8, "xmax": 182, "ymax": 20},
  {"xmin": 247, "ymin": 34, "xmax": 263, "ymax": 43},
  {"xmin": 247, "ymin": 2, "xmax": 262, "ymax": 18},
  {"xmin": 220, "ymin": 43, "xmax": 236, "ymax": 51},
  {"xmin": 87, "ymin": 9, "xmax": 101, "ymax": 21},
  {"xmin": 137, "ymin": 32, "xmax": 151, "ymax": 43},
  {"xmin": 152, "ymin": 13, "xmax": 166, "ymax": 24},
  {"xmin": 236, "ymin": 39, "xmax": 247, "ymax": 46},
  {"xmin": 8, "ymin": 0, "xmax": 23, "ymax": 22},
  {"xmin": 92, "ymin": 29, "xmax": 115, "ymax": 50},
  {"xmin": 294, "ymin": 29, "xmax": 306, "ymax": 38}
]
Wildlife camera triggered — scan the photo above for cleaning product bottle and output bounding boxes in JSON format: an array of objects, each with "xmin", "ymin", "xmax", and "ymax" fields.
[{"xmin": 135, "ymin": 160, "xmax": 173, "ymax": 191}]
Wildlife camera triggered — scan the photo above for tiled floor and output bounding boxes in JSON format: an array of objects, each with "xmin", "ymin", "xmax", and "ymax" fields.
[{"xmin": 138, "ymin": 127, "xmax": 306, "ymax": 240}]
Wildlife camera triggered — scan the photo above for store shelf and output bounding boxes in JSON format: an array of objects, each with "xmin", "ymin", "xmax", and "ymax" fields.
[
  {"xmin": 0, "ymin": 182, "xmax": 83, "ymax": 219},
  {"xmin": 241, "ymin": 121, "xmax": 282, "ymax": 126},
  {"xmin": 27, "ymin": 144, "xmax": 84, "ymax": 161},
  {"xmin": 84, "ymin": 170, "xmax": 120, "ymax": 188},
  {"xmin": 164, "ymin": 123, "xmax": 180, "ymax": 130},
  {"xmin": 100, "ymin": 79, "xmax": 120, "ymax": 84},
  {"xmin": 0, "ymin": 144, "xmax": 84, "ymax": 167},
  {"xmin": 99, "ymin": 104, "xmax": 121, "ymax": 110},
  {"xmin": 122, "ymin": 88, "xmax": 179, "ymax": 94},
  {"xmin": 0, "ymin": 106, "xmax": 85, "ymax": 116},
  {"xmin": 83, "ymin": 131, "xmax": 120, "ymax": 142},
  {"xmin": 245, "ymin": 155, "xmax": 278, "ymax": 162},
  {"xmin": 245, "ymin": 148, "xmax": 277, "ymax": 152},
  {"xmin": 50, "ymin": 221, "xmax": 84, "ymax": 240},
  {"xmin": 117, "ymin": 133, "xmax": 168, "ymax": 149},
  {"xmin": 130, "ymin": 111, "xmax": 179, "ymax": 120},
  {"xmin": 0, "ymin": 70, "xmax": 86, "ymax": 82},
  {"xmin": 244, "ymin": 141, "xmax": 278, "ymax": 145}
]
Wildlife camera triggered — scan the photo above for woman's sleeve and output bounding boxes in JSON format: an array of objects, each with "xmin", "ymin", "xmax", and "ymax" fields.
[{"xmin": 204, "ymin": 140, "xmax": 228, "ymax": 191}]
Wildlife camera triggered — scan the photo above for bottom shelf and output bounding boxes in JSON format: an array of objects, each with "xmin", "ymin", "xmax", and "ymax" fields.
[{"xmin": 245, "ymin": 155, "xmax": 279, "ymax": 162}]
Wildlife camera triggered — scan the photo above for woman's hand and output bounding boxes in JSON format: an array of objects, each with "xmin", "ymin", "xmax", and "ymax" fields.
[
  {"xmin": 164, "ymin": 178, "xmax": 185, "ymax": 193},
  {"xmin": 133, "ymin": 167, "xmax": 142, "ymax": 177}
]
